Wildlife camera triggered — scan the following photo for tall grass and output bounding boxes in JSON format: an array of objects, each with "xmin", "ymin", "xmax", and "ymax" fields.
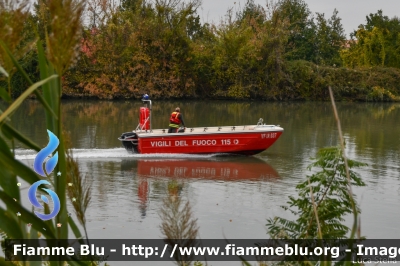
[
  {"xmin": 0, "ymin": 0, "xmax": 92, "ymax": 265},
  {"xmin": 160, "ymin": 180, "xmax": 199, "ymax": 266}
]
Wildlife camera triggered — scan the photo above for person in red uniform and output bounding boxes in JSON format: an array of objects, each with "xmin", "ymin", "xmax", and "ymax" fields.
[{"xmin": 168, "ymin": 107, "xmax": 185, "ymax": 133}]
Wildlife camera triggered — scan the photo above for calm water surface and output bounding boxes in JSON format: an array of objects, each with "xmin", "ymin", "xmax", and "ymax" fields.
[{"xmin": 7, "ymin": 100, "xmax": 400, "ymax": 264}]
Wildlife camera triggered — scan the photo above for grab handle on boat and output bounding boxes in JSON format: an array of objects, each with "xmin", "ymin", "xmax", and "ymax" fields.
[{"xmin": 257, "ymin": 118, "xmax": 263, "ymax": 126}]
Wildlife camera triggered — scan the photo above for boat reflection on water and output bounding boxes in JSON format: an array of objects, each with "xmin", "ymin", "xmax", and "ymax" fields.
[
  {"xmin": 121, "ymin": 157, "xmax": 280, "ymax": 181},
  {"xmin": 121, "ymin": 157, "xmax": 280, "ymax": 218}
]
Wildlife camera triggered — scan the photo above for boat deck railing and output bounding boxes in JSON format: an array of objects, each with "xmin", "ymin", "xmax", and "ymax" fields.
[{"xmin": 135, "ymin": 125, "xmax": 283, "ymax": 135}]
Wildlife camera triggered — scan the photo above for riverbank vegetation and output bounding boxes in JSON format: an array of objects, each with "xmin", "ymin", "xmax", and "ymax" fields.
[
  {"xmin": 267, "ymin": 146, "xmax": 366, "ymax": 239},
  {"xmin": 1, "ymin": 0, "xmax": 400, "ymax": 101}
]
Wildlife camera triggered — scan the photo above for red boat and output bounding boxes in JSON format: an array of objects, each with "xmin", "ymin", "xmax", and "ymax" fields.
[{"xmin": 118, "ymin": 98, "xmax": 283, "ymax": 155}]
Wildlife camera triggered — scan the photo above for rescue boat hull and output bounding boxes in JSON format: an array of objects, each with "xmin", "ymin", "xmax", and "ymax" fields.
[{"xmin": 119, "ymin": 125, "xmax": 283, "ymax": 155}]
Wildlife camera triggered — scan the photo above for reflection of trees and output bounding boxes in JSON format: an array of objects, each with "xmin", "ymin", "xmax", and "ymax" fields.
[{"xmin": 137, "ymin": 177, "xmax": 148, "ymax": 218}]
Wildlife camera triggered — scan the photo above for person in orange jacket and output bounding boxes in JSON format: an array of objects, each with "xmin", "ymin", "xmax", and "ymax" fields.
[{"xmin": 168, "ymin": 107, "xmax": 185, "ymax": 133}]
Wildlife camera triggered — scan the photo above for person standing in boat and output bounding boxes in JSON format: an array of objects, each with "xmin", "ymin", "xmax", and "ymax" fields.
[{"xmin": 168, "ymin": 107, "xmax": 186, "ymax": 133}]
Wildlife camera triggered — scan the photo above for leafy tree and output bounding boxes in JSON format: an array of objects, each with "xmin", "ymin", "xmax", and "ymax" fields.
[
  {"xmin": 68, "ymin": 0, "xmax": 203, "ymax": 99},
  {"xmin": 0, "ymin": 0, "xmax": 32, "ymax": 97},
  {"xmin": 188, "ymin": 22, "xmax": 217, "ymax": 96},
  {"xmin": 277, "ymin": 0, "xmax": 317, "ymax": 62},
  {"xmin": 210, "ymin": 2, "xmax": 290, "ymax": 99},
  {"xmin": 85, "ymin": 0, "xmax": 114, "ymax": 28},
  {"xmin": 342, "ymin": 10, "xmax": 400, "ymax": 68},
  {"xmin": 236, "ymin": 0, "xmax": 266, "ymax": 25},
  {"xmin": 267, "ymin": 146, "xmax": 366, "ymax": 239},
  {"xmin": 364, "ymin": 10, "xmax": 400, "ymax": 33},
  {"xmin": 277, "ymin": 1, "xmax": 345, "ymax": 66},
  {"xmin": 121, "ymin": 0, "xmax": 142, "ymax": 12},
  {"xmin": 341, "ymin": 27, "xmax": 387, "ymax": 67},
  {"xmin": 186, "ymin": 13, "xmax": 205, "ymax": 40},
  {"xmin": 314, "ymin": 9, "xmax": 346, "ymax": 66}
]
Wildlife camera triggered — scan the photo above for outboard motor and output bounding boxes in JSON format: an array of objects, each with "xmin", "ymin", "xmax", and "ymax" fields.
[
  {"xmin": 119, "ymin": 94, "xmax": 152, "ymax": 154},
  {"xmin": 119, "ymin": 132, "xmax": 138, "ymax": 153}
]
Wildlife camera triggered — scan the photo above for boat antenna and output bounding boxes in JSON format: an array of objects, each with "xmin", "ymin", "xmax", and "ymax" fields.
[{"xmin": 142, "ymin": 94, "xmax": 152, "ymax": 132}]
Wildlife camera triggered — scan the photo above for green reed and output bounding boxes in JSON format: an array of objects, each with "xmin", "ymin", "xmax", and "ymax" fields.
[{"xmin": 0, "ymin": 0, "xmax": 92, "ymax": 265}]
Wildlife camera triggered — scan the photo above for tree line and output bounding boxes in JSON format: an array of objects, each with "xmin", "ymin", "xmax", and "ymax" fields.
[{"xmin": 1, "ymin": 0, "xmax": 400, "ymax": 101}]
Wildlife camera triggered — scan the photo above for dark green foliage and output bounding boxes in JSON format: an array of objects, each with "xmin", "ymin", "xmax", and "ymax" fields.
[
  {"xmin": 236, "ymin": 0, "xmax": 266, "ymax": 25},
  {"xmin": 343, "ymin": 10, "xmax": 400, "ymax": 68},
  {"xmin": 286, "ymin": 60, "xmax": 400, "ymax": 101},
  {"xmin": 277, "ymin": 1, "xmax": 345, "ymax": 66},
  {"xmin": 207, "ymin": 4, "xmax": 290, "ymax": 100},
  {"xmin": 8, "ymin": 50, "xmax": 40, "ymax": 98},
  {"xmin": 267, "ymin": 146, "xmax": 366, "ymax": 239},
  {"xmin": 364, "ymin": 10, "xmax": 400, "ymax": 34},
  {"xmin": 314, "ymin": 9, "xmax": 346, "ymax": 66},
  {"xmin": 277, "ymin": 0, "xmax": 317, "ymax": 62},
  {"xmin": 121, "ymin": 0, "xmax": 142, "ymax": 12}
]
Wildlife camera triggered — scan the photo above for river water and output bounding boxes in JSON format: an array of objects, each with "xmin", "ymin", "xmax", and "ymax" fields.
[{"xmin": 5, "ymin": 100, "xmax": 400, "ymax": 264}]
